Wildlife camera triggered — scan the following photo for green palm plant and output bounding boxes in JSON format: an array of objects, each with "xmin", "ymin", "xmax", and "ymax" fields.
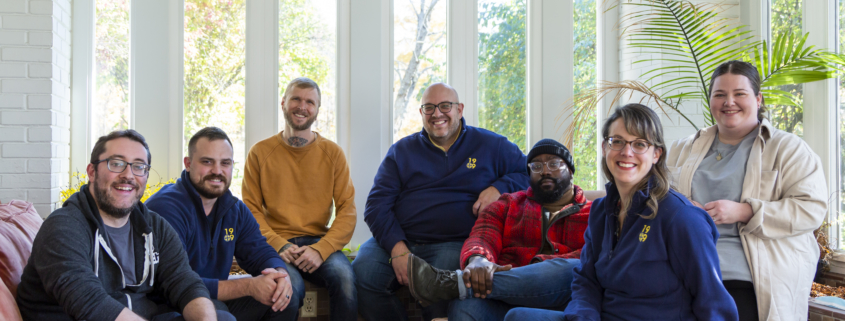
[{"xmin": 562, "ymin": 0, "xmax": 845, "ymax": 146}]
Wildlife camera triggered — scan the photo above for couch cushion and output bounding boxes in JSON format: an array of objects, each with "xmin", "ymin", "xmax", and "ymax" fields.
[
  {"xmin": 0, "ymin": 278, "xmax": 21, "ymax": 321},
  {"xmin": 0, "ymin": 200, "xmax": 42, "ymax": 296}
]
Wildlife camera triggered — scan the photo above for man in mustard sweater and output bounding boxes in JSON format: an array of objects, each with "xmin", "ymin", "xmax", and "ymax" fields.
[{"xmin": 243, "ymin": 77, "xmax": 357, "ymax": 321}]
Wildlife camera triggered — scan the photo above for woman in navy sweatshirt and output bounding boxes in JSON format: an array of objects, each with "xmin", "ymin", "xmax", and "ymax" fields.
[{"xmin": 505, "ymin": 104, "xmax": 738, "ymax": 321}]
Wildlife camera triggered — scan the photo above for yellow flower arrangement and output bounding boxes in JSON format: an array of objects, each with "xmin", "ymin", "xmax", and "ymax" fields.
[{"xmin": 58, "ymin": 172, "xmax": 177, "ymax": 205}]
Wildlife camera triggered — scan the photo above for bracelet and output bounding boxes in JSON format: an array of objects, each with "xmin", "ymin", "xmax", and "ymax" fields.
[{"xmin": 389, "ymin": 251, "xmax": 410, "ymax": 263}]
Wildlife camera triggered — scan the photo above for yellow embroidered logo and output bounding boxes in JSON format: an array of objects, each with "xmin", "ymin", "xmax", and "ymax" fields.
[
  {"xmin": 224, "ymin": 228, "xmax": 235, "ymax": 242},
  {"xmin": 466, "ymin": 158, "xmax": 477, "ymax": 169},
  {"xmin": 639, "ymin": 225, "xmax": 650, "ymax": 242}
]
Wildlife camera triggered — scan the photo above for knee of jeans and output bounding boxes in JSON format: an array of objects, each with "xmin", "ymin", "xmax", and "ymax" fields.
[
  {"xmin": 503, "ymin": 308, "xmax": 529, "ymax": 321},
  {"xmin": 287, "ymin": 270, "xmax": 306, "ymax": 298},
  {"xmin": 216, "ymin": 310, "xmax": 236, "ymax": 321},
  {"xmin": 289, "ymin": 290, "xmax": 303, "ymax": 309}
]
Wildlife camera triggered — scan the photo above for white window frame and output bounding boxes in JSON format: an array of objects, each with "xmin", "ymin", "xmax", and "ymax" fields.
[
  {"xmin": 70, "ymin": 0, "xmax": 604, "ymax": 247},
  {"xmin": 745, "ymin": 0, "xmax": 840, "ymax": 258}
]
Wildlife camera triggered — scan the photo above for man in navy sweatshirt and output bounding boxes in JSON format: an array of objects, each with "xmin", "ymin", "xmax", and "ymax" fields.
[
  {"xmin": 354, "ymin": 83, "xmax": 530, "ymax": 321},
  {"xmin": 146, "ymin": 127, "xmax": 298, "ymax": 321}
]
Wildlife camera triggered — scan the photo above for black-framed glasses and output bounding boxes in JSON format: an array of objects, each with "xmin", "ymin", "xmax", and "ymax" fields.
[
  {"xmin": 420, "ymin": 102, "xmax": 459, "ymax": 115},
  {"xmin": 604, "ymin": 137, "xmax": 653, "ymax": 154},
  {"xmin": 528, "ymin": 161, "xmax": 567, "ymax": 173},
  {"xmin": 94, "ymin": 158, "xmax": 151, "ymax": 176}
]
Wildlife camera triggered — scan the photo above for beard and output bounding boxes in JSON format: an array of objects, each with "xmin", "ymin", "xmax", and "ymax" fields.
[
  {"xmin": 284, "ymin": 108, "xmax": 318, "ymax": 131},
  {"xmin": 426, "ymin": 116, "xmax": 458, "ymax": 139},
  {"xmin": 531, "ymin": 175, "xmax": 572, "ymax": 204},
  {"xmin": 91, "ymin": 176, "xmax": 140, "ymax": 219},
  {"xmin": 191, "ymin": 172, "xmax": 231, "ymax": 199}
]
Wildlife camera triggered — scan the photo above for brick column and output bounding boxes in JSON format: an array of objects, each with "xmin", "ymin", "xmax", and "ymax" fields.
[{"xmin": 0, "ymin": 0, "xmax": 72, "ymax": 217}]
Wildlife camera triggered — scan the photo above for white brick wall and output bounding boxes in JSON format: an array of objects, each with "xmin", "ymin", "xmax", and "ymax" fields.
[
  {"xmin": 0, "ymin": 0, "xmax": 70, "ymax": 217},
  {"xmin": 617, "ymin": 0, "xmax": 741, "ymax": 143}
]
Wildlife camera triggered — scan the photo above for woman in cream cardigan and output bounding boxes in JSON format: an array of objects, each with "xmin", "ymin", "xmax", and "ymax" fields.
[{"xmin": 666, "ymin": 60, "xmax": 827, "ymax": 320}]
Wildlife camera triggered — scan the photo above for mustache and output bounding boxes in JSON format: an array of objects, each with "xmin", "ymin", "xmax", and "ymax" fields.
[
  {"xmin": 202, "ymin": 173, "xmax": 228, "ymax": 184},
  {"xmin": 112, "ymin": 178, "xmax": 139, "ymax": 189}
]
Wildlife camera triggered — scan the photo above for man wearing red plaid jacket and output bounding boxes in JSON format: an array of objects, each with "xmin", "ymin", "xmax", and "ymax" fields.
[{"xmin": 407, "ymin": 139, "xmax": 592, "ymax": 321}]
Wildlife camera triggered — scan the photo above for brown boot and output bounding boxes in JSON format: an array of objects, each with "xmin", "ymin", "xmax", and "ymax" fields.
[{"xmin": 407, "ymin": 253, "xmax": 459, "ymax": 307}]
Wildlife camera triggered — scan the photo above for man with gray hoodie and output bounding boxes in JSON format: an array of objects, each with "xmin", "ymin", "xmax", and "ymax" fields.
[{"xmin": 16, "ymin": 129, "xmax": 233, "ymax": 321}]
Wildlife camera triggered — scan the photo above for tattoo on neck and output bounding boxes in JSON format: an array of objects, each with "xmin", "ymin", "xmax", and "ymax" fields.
[{"xmin": 288, "ymin": 136, "xmax": 308, "ymax": 147}]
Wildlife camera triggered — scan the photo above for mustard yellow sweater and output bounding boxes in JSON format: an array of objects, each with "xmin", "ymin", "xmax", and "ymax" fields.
[{"xmin": 242, "ymin": 132, "xmax": 356, "ymax": 261}]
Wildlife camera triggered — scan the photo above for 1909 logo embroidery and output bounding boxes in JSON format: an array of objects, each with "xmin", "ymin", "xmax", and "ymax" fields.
[
  {"xmin": 224, "ymin": 228, "xmax": 235, "ymax": 242},
  {"xmin": 466, "ymin": 158, "xmax": 476, "ymax": 169},
  {"xmin": 639, "ymin": 225, "xmax": 650, "ymax": 242}
]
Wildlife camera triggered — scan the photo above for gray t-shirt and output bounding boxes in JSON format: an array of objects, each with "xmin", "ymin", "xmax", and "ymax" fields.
[
  {"xmin": 691, "ymin": 129, "xmax": 757, "ymax": 282},
  {"xmin": 103, "ymin": 222, "xmax": 137, "ymax": 285}
]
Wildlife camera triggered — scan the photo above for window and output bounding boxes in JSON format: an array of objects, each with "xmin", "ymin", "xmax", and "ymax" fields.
[
  {"xmin": 279, "ymin": 0, "xmax": 338, "ymax": 142},
  {"xmin": 769, "ymin": 0, "xmax": 804, "ymax": 136},
  {"xmin": 92, "ymin": 0, "xmax": 131, "ymax": 147},
  {"xmin": 477, "ymin": 0, "xmax": 527, "ymax": 151},
  {"xmin": 183, "ymin": 0, "xmax": 246, "ymax": 196},
  {"xmin": 838, "ymin": 0, "xmax": 845, "ymax": 249},
  {"xmin": 573, "ymin": 0, "xmax": 597, "ymax": 190},
  {"xmin": 392, "ymin": 0, "xmax": 448, "ymax": 142}
]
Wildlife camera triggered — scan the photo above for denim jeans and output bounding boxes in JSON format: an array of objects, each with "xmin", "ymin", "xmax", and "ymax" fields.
[
  {"xmin": 284, "ymin": 236, "xmax": 357, "ymax": 321},
  {"xmin": 216, "ymin": 295, "xmax": 299, "ymax": 321},
  {"xmin": 353, "ymin": 237, "xmax": 463, "ymax": 321},
  {"xmin": 448, "ymin": 258, "xmax": 579, "ymax": 321},
  {"xmin": 150, "ymin": 304, "xmax": 236, "ymax": 321},
  {"xmin": 504, "ymin": 307, "xmax": 567, "ymax": 321}
]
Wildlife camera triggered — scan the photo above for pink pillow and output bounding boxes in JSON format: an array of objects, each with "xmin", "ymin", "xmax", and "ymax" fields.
[
  {"xmin": 0, "ymin": 278, "xmax": 21, "ymax": 321},
  {"xmin": 0, "ymin": 200, "xmax": 43, "ymax": 296}
]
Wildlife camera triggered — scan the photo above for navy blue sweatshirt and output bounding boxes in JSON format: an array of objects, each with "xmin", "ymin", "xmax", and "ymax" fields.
[
  {"xmin": 146, "ymin": 170, "xmax": 286, "ymax": 299},
  {"xmin": 563, "ymin": 179, "xmax": 738, "ymax": 321},
  {"xmin": 365, "ymin": 117, "xmax": 529, "ymax": 251}
]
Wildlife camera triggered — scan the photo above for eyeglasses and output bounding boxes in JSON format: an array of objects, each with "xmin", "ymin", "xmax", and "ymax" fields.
[
  {"xmin": 604, "ymin": 137, "xmax": 654, "ymax": 154},
  {"xmin": 528, "ymin": 161, "xmax": 567, "ymax": 173},
  {"xmin": 420, "ymin": 102, "xmax": 459, "ymax": 115},
  {"xmin": 94, "ymin": 158, "xmax": 151, "ymax": 176}
]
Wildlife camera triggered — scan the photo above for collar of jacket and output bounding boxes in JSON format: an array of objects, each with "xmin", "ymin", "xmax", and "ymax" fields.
[
  {"xmin": 694, "ymin": 119, "xmax": 772, "ymax": 143},
  {"xmin": 419, "ymin": 116, "xmax": 468, "ymax": 151},
  {"xmin": 178, "ymin": 169, "xmax": 237, "ymax": 216},
  {"xmin": 79, "ymin": 183, "xmax": 153, "ymax": 235},
  {"xmin": 603, "ymin": 175, "xmax": 656, "ymax": 218}
]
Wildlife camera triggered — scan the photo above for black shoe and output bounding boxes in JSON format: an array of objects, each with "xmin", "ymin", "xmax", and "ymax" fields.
[{"xmin": 407, "ymin": 253, "xmax": 459, "ymax": 307}]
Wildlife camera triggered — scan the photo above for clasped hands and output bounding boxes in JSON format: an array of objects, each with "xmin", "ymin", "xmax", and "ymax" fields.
[
  {"xmin": 461, "ymin": 256, "xmax": 512, "ymax": 299},
  {"xmin": 279, "ymin": 244, "xmax": 324, "ymax": 274},
  {"xmin": 251, "ymin": 268, "xmax": 293, "ymax": 312}
]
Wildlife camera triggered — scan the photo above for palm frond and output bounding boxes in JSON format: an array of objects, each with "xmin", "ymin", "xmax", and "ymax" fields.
[
  {"xmin": 750, "ymin": 31, "xmax": 845, "ymax": 107},
  {"xmin": 559, "ymin": 80, "xmax": 696, "ymax": 147},
  {"xmin": 620, "ymin": 0, "xmax": 759, "ymax": 126}
]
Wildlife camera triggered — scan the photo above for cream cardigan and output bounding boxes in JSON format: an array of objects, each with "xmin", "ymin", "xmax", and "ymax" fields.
[{"xmin": 667, "ymin": 119, "xmax": 827, "ymax": 321}]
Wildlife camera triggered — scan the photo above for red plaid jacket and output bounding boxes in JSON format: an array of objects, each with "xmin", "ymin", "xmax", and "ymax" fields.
[{"xmin": 460, "ymin": 185, "xmax": 591, "ymax": 269}]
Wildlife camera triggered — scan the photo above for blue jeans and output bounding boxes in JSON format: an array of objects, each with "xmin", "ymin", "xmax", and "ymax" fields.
[
  {"xmin": 284, "ymin": 236, "xmax": 357, "ymax": 321},
  {"xmin": 448, "ymin": 258, "xmax": 579, "ymax": 321},
  {"xmin": 353, "ymin": 237, "xmax": 463, "ymax": 321},
  {"xmin": 217, "ymin": 295, "xmax": 299, "ymax": 321},
  {"xmin": 504, "ymin": 307, "xmax": 566, "ymax": 321},
  {"xmin": 150, "ymin": 304, "xmax": 236, "ymax": 321}
]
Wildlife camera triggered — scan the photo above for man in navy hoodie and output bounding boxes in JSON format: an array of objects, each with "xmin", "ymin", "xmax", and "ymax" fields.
[
  {"xmin": 147, "ymin": 127, "xmax": 298, "ymax": 321},
  {"xmin": 354, "ymin": 83, "xmax": 530, "ymax": 320}
]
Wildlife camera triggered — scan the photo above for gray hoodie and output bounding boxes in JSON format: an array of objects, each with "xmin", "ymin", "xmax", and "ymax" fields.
[{"xmin": 16, "ymin": 185, "xmax": 210, "ymax": 321}]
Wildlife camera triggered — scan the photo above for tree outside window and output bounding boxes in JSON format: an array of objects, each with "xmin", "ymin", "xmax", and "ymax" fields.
[
  {"xmin": 184, "ymin": 0, "xmax": 246, "ymax": 197},
  {"xmin": 92, "ymin": 0, "xmax": 131, "ymax": 147},
  {"xmin": 393, "ymin": 0, "xmax": 448, "ymax": 142},
  {"xmin": 279, "ymin": 0, "xmax": 336, "ymax": 141},
  {"xmin": 478, "ymin": 0, "xmax": 527, "ymax": 152},
  {"xmin": 770, "ymin": 0, "xmax": 804, "ymax": 136}
]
